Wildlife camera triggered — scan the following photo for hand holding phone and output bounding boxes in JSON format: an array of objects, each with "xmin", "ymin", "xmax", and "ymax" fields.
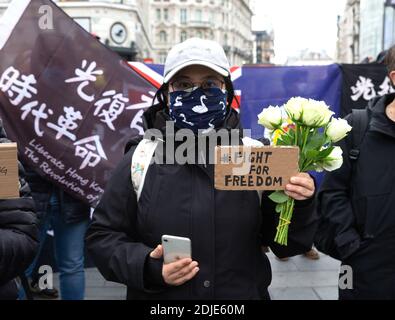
[
  {"xmin": 149, "ymin": 235, "xmax": 199, "ymax": 286},
  {"xmin": 161, "ymin": 235, "xmax": 191, "ymax": 264}
]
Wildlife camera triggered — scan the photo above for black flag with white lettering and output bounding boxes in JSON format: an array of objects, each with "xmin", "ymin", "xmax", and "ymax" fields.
[
  {"xmin": 0, "ymin": 0, "xmax": 157, "ymax": 206},
  {"xmin": 340, "ymin": 63, "xmax": 391, "ymax": 117}
]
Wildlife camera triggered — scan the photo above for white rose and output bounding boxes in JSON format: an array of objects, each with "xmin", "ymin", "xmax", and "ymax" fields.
[
  {"xmin": 257, "ymin": 106, "xmax": 283, "ymax": 130},
  {"xmin": 321, "ymin": 146, "xmax": 343, "ymax": 171},
  {"xmin": 301, "ymin": 99, "xmax": 334, "ymax": 127},
  {"xmin": 284, "ymin": 97, "xmax": 306, "ymax": 121},
  {"xmin": 326, "ymin": 118, "xmax": 352, "ymax": 143}
]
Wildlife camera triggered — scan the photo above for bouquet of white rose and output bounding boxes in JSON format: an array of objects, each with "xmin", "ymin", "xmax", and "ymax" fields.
[{"xmin": 257, "ymin": 97, "xmax": 352, "ymax": 246}]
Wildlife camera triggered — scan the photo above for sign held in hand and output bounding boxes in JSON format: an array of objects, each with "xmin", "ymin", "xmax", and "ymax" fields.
[
  {"xmin": 0, "ymin": 143, "xmax": 19, "ymax": 199},
  {"xmin": 215, "ymin": 146, "xmax": 299, "ymax": 191}
]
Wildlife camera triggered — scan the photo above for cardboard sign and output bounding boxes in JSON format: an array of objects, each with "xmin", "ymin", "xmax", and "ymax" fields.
[
  {"xmin": 215, "ymin": 146, "xmax": 299, "ymax": 191},
  {"xmin": 0, "ymin": 143, "xmax": 19, "ymax": 199}
]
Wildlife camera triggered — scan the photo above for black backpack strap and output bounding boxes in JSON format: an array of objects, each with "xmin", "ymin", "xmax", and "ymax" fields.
[{"xmin": 349, "ymin": 108, "xmax": 370, "ymax": 161}]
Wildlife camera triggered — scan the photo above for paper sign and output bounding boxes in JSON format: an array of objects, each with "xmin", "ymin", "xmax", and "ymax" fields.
[
  {"xmin": 215, "ymin": 146, "xmax": 299, "ymax": 191},
  {"xmin": 0, "ymin": 143, "xmax": 19, "ymax": 199}
]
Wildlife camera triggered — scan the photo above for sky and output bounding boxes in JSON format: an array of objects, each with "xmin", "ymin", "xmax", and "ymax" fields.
[{"xmin": 251, "ymin": 0, "xmax": 347, "ymax": 64}]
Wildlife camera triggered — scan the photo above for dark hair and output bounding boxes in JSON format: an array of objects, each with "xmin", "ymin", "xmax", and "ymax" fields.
[
  {"xmin": 153, "ymin": 76, "xmax": 238, "ymax": 110},
  {"xmin": 384, "ymin": 45, "xmax": 395, "ymax": 73}
]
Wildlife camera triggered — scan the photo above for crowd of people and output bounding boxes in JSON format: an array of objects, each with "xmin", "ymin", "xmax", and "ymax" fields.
[{"xmin": 1, "ymin": 38, "xmax": 394, "ymax": 300}]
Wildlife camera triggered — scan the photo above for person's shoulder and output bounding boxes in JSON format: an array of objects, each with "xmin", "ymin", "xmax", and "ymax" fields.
[
  {"xmin": 110, "ymin": 136, "xmax": 148, "ymax": 186},
  {"xmin": 124, "ymin": 135, "xmax": 144, "ymax": 155}
]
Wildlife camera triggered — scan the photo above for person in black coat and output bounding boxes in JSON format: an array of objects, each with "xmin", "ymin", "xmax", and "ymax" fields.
[
  {"xmin": 316, "ymin": 45, "xmax": 395, "ymax": 300},
  {"xmin": 0, "ymin": 119, "xmax": 38, "ymax": 300},
  {"xmin": 20, "ymin": 166, "xmax": 91, "ymax": 300},
  {"xmin": 86, "ymin": 38, "xmax": 317, "ymax": 300}
]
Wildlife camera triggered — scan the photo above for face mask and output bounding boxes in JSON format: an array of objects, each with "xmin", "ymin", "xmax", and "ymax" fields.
[{"xmin": 169, "ymin": 87, "xmax": 228, "ymax": 134}]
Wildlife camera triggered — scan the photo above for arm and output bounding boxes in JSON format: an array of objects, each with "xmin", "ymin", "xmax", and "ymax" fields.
[
  {"xmin": 0, "ymin": 119, "xmax": 31, "ymax": 199},
  {"xmin": 0, "ymin": 198, "xmax": 38, "ymax": 285},
  {"xmin": 0, "ymin": 120, "xmax": 38, "ymax": 284},
  {"xmin": 85, "ymin": 148, "xmax": 165, "ymax": 292},
  {"xmin": 314, "ymin": 118, "xmax": 361, "ymax": 260}
]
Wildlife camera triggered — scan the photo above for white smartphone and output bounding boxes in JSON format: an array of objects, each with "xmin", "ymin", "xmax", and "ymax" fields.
[{"xmin": 161, "ymin": 235, "xmax": 192, "ymax": 264}]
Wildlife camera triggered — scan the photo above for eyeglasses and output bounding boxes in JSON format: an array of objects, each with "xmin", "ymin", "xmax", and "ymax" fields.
[{"xmin": 170, "ymin": 79, "xmax": 225, "ymax": 96}]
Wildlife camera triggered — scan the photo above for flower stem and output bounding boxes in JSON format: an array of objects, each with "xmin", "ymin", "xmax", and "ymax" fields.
[
  {"xmin": 302, "ymin": 126, "xmax": 309, "ymax": 150},
  {"xmin": 275, "ymin": 198, "xmax": 295, "ymax": 246}
]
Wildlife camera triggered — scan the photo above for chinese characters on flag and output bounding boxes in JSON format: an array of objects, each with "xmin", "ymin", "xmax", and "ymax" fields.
[{"xmin": 0, "ymin": 0, "xmax": 157, "ymax": 205}]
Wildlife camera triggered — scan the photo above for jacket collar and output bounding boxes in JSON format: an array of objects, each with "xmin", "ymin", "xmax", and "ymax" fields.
[{"xmin": 368, "ymin": 93, "xmax": 395, "ymax": 139}]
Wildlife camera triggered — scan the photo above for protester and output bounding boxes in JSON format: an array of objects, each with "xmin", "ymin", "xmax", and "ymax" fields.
[
  {"xmin": 22, "ymin": 231, "xmax": 59, "ymax": 299},
  {"xmin": 22, "ymin": 167, "xmax": 91, "ymax": 300},
  {"xmin": 316, "ymin": 45, "xmax": 395, "ymax": 300},
  {"xmin": 0, "ymin": 119, "xmax": 38, "ymax": 300},
  {"xmin": 86, "ymin": 38, "xmax": 318, "ymax": 300}
]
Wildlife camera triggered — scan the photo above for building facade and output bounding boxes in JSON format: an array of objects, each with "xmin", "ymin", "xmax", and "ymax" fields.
[
  {"xmin": 285, "ymin": 49, "xmax": 333, "ymax": 66},
  {"xmin": 383, "ymin": 0, "xmax": 395, "ymax": 52},
  {"xmin": 359, "ymin": 0, "xmax": 385, "ymax": 61},
  {"xmin": 336, "ymin": 0, "xmax": 360, "ymax": 63},
  {"xmin": 252, "ymin": 30, "xmax": 274, "ymax": 64},
  {"xmin": 150, "ymin": 0, "xmax": 254, "ymax": 65},
  {"xmin": 337, "ymin": 0, "xmax": 395, "ymax": 63},
  {"xmin": 57, "ymin": 0, "xmax": 154, "ymax": 61},
  {"xmin": 0, "ymin": 0, "xmax": 254, "ymax": 65},
  {"xmin": 0, "ymin": 0, "xmax": 154, "ymax": 61}
]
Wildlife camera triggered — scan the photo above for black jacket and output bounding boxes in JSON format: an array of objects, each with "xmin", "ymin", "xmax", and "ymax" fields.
[
  {"xmin": 86, "ymin": 105, "xmax": 317, "ymax": 300},
  {"xmin": 316, "ymin": 93, "xmax": 395, "ymax": 300},
  {"xmin": 22, "ymin": 165, "xmax": 90, "ymax": 224},
  {"xmin": 0, "ymin": 120, "xmax": 38, "ymax": 300}
]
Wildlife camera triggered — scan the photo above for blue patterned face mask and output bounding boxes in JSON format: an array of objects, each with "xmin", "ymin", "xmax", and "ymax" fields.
[{"xmin": 169, "ymin": 87, "xmax": 228, "ymax": 134}]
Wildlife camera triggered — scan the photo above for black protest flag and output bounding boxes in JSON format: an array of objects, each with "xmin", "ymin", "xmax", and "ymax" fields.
[
  {"xmin": 0, "ymin": 0, "xmax": 156, "ymax": 206},
  {"xmin": 340, "ymin": 63, "xmax": 391, "ymax": 117}
]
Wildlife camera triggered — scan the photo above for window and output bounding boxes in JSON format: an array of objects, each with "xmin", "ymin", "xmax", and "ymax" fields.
[
  {"xmin": 159, "ymin": 52, "xmax": 167, "ymax": 64},
  {"xmin": 180, "ymin": 8, "xmax": 187, "ymax": 24},
  {"xmin": 156, "ymin": 8, "xmax": 161, "ymax": 21},
  {"xmin": 196, "ymin": 9, "xmax": 202, "ymax": 22},
  {"xmin": 164, "ymin": 8, "xmax": 169, "ymax": 21},
  {"xmin": 74, "ymin": 17, "xmax": 91, "ymax": 32},
  {"xmin": 180, "ymin": 30, "xmax": 187, "ymax": 42},
  {"xmin": 159, "ymin": 30, "xmax": 167, "ymax": 43},
  {"xmin": 196, "ymin": 31, "xmax": 203, "ymax": 39}
]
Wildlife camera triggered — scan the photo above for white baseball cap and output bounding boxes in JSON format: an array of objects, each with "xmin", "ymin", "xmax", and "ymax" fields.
[{"xmin": 163, "ymin": 38, "xmax": 230, "ymax": 84}]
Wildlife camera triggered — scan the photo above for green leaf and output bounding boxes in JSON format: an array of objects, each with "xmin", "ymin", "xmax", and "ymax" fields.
[
  {"xmin": 304, "ymin": 149, "xmax": 320, "ymax": 160},
  {"xmin": 305, "ymin": 134, "xmax": 326, "ymax": 151},
  {"xmin": 317, "ymin": 146, "xmax": 334, "ymax": 160},
  {"xmin": 269, "ymin": 191, "xmax": 290, "ymax": 204},
  {"xmin": 275, "ymin": 203, "xmax": 284, "ymax": 214}
]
